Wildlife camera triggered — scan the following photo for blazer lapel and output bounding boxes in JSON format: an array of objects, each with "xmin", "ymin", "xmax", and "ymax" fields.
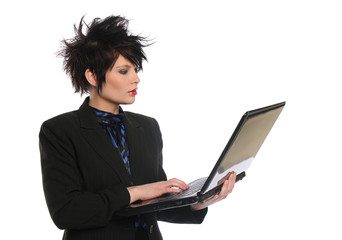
[
  {"xmin": 123, "ymin": 113, "xmax": 142, "ymax": 184},
  {"xmin": 123, "ymin": 113, "xmax": 157, "ymax": 186},
  {"xmin": 78, "ymin": 98, "xmax": 132, "ymax": 186}
]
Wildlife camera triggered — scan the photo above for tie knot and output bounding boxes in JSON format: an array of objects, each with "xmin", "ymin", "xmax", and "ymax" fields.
[
  {"xmin": 98, "ymin": 114, "xmax": 123, "ymax": 128},
  {"xmin": 91, "ymin": 107, "xmax": 125, "ymax": 128}
]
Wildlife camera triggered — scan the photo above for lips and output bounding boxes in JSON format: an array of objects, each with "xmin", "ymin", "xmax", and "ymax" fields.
[{"xmin": 128, "ymin": 89, "xmax": 137, "ymax": 95}]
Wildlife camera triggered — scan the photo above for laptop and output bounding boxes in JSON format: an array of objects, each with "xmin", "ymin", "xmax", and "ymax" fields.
[{"xmin": 117, "ymin": 101, "xmax": 286, "ymax": 216}]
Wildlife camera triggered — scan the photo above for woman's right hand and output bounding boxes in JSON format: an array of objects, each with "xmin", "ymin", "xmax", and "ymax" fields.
[{"xmin": 127, "ymin": 178, "xmax": 189, "ymax": 203}]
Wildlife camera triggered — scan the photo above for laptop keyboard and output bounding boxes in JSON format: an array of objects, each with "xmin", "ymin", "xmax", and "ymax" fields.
[{"xmin": 157, "ymin": 177, "xmax": 207, "ymax": 201}]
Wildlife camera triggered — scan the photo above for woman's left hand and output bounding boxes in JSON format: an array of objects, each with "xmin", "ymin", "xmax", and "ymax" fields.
[{"xmin": 190, "ymin": 172, "xmax": 237, "ymax": 211}]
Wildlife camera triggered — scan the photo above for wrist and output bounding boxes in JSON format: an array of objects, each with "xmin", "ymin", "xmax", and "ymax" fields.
[{"xmin": 127, "ymin": 186, "xmax": 140, "ymax": 203}]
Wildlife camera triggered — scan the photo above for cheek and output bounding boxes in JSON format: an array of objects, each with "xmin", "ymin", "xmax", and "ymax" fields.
[
  {"xmin": 110, "ymin": 81, "xmax": 127, "ymax": 93},
  {"xmin": 104, "ymin": 77, "xmax": 124, "ymax": 91}
]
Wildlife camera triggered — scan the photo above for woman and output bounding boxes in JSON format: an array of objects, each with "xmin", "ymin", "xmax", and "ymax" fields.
[{"xmin": 39, "ymin": 15, "xmax": 236, "ymax": 240}]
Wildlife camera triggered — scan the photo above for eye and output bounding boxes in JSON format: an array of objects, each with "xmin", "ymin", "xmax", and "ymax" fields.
[
  {"xmin": 119, "ymin": 69, "xmax": 128, "ymax": 75},
  {"xmin": 135, "ymin": 67, "xmax": 140, "ymax": 73}
]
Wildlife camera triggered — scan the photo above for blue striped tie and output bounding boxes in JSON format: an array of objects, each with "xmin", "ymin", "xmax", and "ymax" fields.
[{"xmin": 92, "ymin": 109, "xmax": 132, "ymax": 179}]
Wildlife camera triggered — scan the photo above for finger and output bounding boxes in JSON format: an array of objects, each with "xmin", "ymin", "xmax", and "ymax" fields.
[
  {"xmin": 218, "ymin": 172, "xmax": 236, "ymax": 197},
  {"xmin": 230, "ymin": 171, "xmax": 237, "ymax": 181},
  {"xmin": 157, "ymin": 182, "xmax": 182, "ymax": 195},
  {"xmin": 226, "ymin": 172, "xmax": 236, "ymax": 193},
  {"xmin": 209, "ymin": 194, "xmax": 222, "ymax": 203},
  {"xmin": 167, "ymin": 178, "xmax": 189, "ymax": 190}
]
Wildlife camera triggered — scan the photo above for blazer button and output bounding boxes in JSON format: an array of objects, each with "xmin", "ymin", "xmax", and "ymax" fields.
[{"xmin": 149, "ymin": 225, "xmax": 154, "ymax": 234}]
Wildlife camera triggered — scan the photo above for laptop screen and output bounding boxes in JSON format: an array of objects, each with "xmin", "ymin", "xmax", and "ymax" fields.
[{"xmin": 201, "ymin": 102, "xmax": 285, "ymax": 194}]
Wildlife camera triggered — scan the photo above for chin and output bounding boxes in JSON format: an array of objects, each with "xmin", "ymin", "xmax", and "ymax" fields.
[{"xmin": 122, "ymin": 99, "xmax": 136, "ymax": 105}]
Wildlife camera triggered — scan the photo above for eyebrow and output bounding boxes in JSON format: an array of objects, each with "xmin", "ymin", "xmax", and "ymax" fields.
[{"xmin": 115, "ymin": 64, "xmax": 133, "ymax": 69}]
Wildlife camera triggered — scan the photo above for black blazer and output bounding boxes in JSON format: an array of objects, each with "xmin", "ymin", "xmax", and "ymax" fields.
[{"xmin": 39, "ymin": 98, "xmax": 207, "ymax": 240}]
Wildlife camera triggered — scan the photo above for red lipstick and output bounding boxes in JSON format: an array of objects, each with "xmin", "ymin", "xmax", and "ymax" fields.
[{"xmin": 128, "ymin": 89, "xmax": 137, "ymax": 95}]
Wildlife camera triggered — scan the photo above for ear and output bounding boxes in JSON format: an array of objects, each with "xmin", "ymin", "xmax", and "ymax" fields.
[{"xmin": 85, "ymin": 69, "xmax": 97, "ymax": 87}]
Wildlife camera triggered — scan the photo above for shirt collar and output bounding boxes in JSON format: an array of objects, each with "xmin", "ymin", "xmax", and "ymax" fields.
[{"xmin": 90, "ymin": 106, "xmax": 125, "ymax": 118}]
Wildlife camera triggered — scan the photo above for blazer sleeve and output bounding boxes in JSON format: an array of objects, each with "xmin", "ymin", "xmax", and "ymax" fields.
[
  {"xmin": 157, "ymin": 206, "xmax": 208, "ymax": 224},
  {"xmin": 39, "ymin": 120, "xmax": 131, "ymax": 230},
  {"xmin": 151, "ymin": 118, "xmax": 208, "ymax": 224}
]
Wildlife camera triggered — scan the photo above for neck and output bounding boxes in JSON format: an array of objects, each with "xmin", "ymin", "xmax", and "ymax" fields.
[{"xmin": 88, "ymin": 93, "xmax": 120, "ymax": 114}]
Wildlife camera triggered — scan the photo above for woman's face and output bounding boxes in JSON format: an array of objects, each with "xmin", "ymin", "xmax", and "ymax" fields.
[{"xmin": 90, "ymin": 54, "xmax": 140, "ymax": 112}]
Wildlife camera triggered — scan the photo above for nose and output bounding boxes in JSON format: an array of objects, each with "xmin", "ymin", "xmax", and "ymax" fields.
[{"xmin": 133, "ymin": 71, "xmax": 140, "ymax": 84}]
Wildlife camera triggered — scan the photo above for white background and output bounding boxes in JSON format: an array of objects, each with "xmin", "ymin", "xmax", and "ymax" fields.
[{"xmin": 1, "ymin": 0, "xmax": 341, "ymax": 239}]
